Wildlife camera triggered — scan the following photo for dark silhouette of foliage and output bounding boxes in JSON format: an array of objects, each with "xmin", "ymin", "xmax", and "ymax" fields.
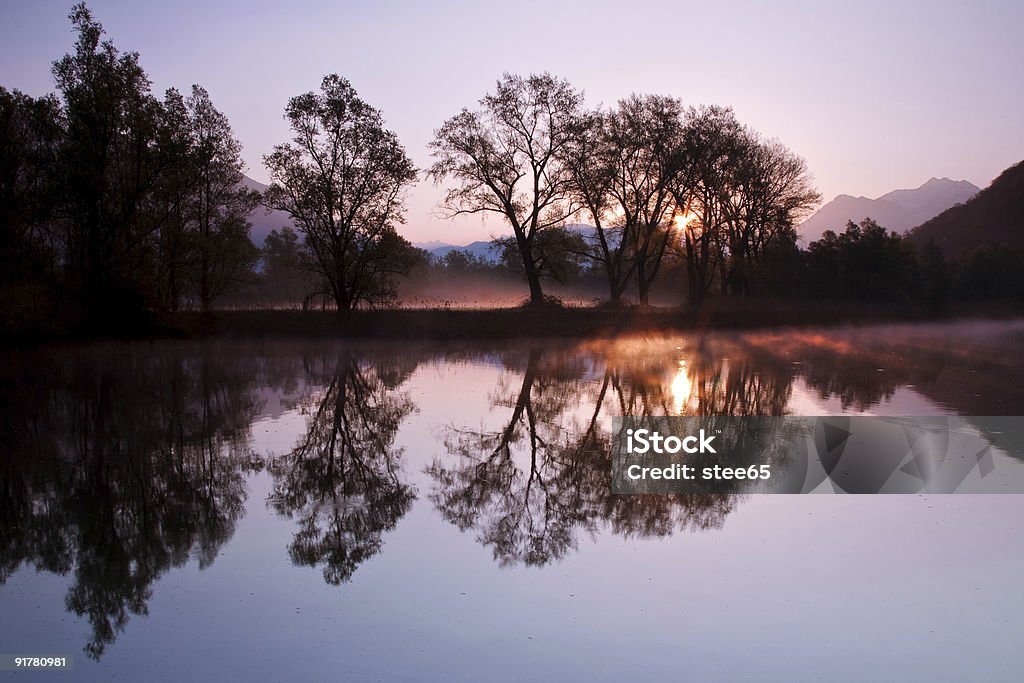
[
  {"xmin": 0, "ymin": 347, "xmax": 262, "ymax": 658},
  {"xmin": 952, "ymin": 244, "xmax": 1024, "ymax": 302},
  {"xmin": 805, "ymin": 218, "xmax": 919, "ymax": 301},
  {"xmin": 0, "ymin": 4, "xmax": 260, "ymax": 335},
  {"xmin": 258, "ymin": 226, "xmax": 323, "ymax": 308},
  {"xmin": 428, "ymin": 73, "xmax": 588, "ymax": 306},
  {"xmin": 673, "ymin": 106, "xmax": 819, "ymax": 303},
  {"xmin": 495, "ymin": 225, "xmax": 590, "ymax": 284},
  {"xmin": 0, "ymin": 5, "xmax": 1018, "ymax": 333},
  {"xmin": 263, "ymin": 75, "xmax": 418, "ymax": 319}
]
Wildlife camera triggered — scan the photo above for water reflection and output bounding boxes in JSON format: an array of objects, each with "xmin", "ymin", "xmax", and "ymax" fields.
[
  {"xmin": 1, "ymin": 322, "xmax": 1023, "ymax": 661},
  {"xmin": 0, "ymin": 349, "xmax": 260, "ymax": 658},
  {"xmin": 431, "ymin": 349, "xmax": 614, "ymax": 567},
  {"xmin": 265, "ymin": 350, "xmax": 416, "ymax": 585},
  {"xmin": 425, "ymin": 336, "xmax": 816, "ymax": 566}
]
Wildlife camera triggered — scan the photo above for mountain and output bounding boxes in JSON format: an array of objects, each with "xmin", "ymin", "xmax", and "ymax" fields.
[
  {"xmin": 426, "ymin": 240, "xmax": 502, "ymax": 262},
  {"xmin": 241, "ymin": 175, "xmax": 294, "ymax": 246},
  {"xmin": 412, "ymin": 240, "xmax": 456, "ymax": 251},
  {"xmin": 420, "ymin": 225, "xmax": 599, "ymax": 263},
  {"xmin": 798, "ymin": 177, "xmax": 979, "ymax": 243},
  {"xmin": 909, "ymin": 161, "xmax": 1024, "ymax": 255}
]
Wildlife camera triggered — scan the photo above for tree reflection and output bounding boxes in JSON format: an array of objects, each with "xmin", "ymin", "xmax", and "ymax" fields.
[
  {"xmin": 741, "ymin": 324, "xmax": 1024, "ymax": 416},
  {"xmin": 0, "ymin": 348, "xmax": 260, "ymax": 659},
  {"xmin": 266, "ymin": 351, "xmax": 415, "ymax": 585},
  {"xmin": 3, "ymin": 324, "xmax": 1022, "ymax": 659},
  {"xmin": 430, "ymin": 349, "xmax": 599, "ymax": 566},
  {"xmin": 429, "ymin": 325, "xmax": 1024, "ymax": 569},
  {"xmin": 429, "ymin": 343, "xmax": 751, "ymax": 568}
]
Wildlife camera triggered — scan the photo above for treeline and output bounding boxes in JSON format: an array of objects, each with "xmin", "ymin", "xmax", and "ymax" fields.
[
  {"xmin": 797, "ymin": 218, "xmax": 1024, "ymax": 309},
  {"xmin": 378, "ymin": 217, "xmax": 1022, "ymax": 311},
  {"xmin": 428, "ymin": 77, "xmax": 822, "ymax": 307},
  {"xmin": 4, "ymin": 3, "xmax": 820, "ymax": 329},
  {"xmin": 2, "ymin": 4, "xmax": 1016, "ymax": 339},
  {"xmin": 1, "ymin": 5, "xmax": 262, "ymax": 335}
]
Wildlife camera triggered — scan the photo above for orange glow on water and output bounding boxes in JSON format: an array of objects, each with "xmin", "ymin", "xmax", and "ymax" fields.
[{"xmin": 670, "ymin": 359, "xmax": 693, "ymax": 414}]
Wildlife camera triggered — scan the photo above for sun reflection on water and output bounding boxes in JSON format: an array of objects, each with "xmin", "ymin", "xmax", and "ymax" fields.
[{"xmin": 671, "ymin": 359, "xmax": 693, "ymax": 414}]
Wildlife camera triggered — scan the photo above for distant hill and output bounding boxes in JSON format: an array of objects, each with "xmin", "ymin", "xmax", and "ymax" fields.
[
  {"xmin": 241, "ymin": 175, "xmax": 294, "ymax": 246},
  {"xmin": 417, "ymin": 224, "xmax": 599, "ymax": 263},
  {"xmin": 412, "ymin": 240, "xmax": 456, "ymax": 251},
  {"xmin": 798, "ymin": 177, "xmax": 979, "ymax": 243},
  {"xmin": 909, "ymin": 161, "xmax": 1024, "ymax": 255},
  {"xmin": 421, "ymin": 240, "xmax": 502, "ymax": 263}
]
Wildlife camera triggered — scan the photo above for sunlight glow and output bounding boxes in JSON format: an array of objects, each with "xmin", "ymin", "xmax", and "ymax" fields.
[
  {"xmin": 672, "ymin": 210, "xmax": 697, "ymax": 231},
  {"xmin": 670, "ymin": 359, "xmax": 694, "ymax": 414}
]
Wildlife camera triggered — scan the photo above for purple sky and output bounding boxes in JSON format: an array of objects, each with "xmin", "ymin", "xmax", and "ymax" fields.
[{"xmin": 2, "ymin": 0, "xmax": 1022, "ymax": 243}]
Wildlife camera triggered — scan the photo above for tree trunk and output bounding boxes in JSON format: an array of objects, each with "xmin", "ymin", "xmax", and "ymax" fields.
[
  {"xmin": 330, "ymin": 274, "xmax": 351, "ymax": 322},
  {"xmin": 638, "ymin": 280, "xmax": 651, "ymax": 306},
  {"xmin": 518, "ymin": 238, "xmax": 545, "ymax": 305},
  {"xmin": 637, "ymin": 255, "xmax": 651, "ymax": 306}
]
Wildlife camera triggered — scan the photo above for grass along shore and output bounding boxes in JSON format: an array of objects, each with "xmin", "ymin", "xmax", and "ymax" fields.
[
  {"xmin": 161, "ymin": 299, "xmax": 1022, "ymax": 341},
  {"xmin": 5, "ymin": 299, "xmax": 1022, "ymax": 346}
]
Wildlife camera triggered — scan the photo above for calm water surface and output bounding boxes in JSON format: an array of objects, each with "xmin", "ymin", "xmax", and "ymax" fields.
[{"xmin": 2, "ymin": 321, "xmax": 1024, "ymax": 681}]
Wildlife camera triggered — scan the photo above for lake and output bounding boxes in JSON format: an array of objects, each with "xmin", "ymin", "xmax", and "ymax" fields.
[{"xmin": 2, "ymin": 321, "xmax": 1023, "ymax": 681}]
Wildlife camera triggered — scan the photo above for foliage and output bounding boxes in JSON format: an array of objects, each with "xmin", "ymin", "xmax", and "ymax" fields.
[
  {"xmin": 805, "ymin": 219, "xmax": 920, "ymax": 301},
  {"xmin": 952, "ymin": 244, "xmax": 1024, "ymax": 302},
  {"xmin": 674, "ymin": 106, "xmax": 820, "ymax": 303},
  {"xmin": 495, "ymin": 225, "xmax": 590, "ymax": 283},
  {"xmin": 0, "ymin": 3, "xmax": 260, "ymax": 334},
  {"xmin": 180, "ymin": 86, "xmax": 260, "ymax": 311},
  {"xmin": 1, "ymin": 6, "xmax": 1016, "ymax": 332},
  {"xmin": 263, "ymin": 75, "xmax": 418, "ymax": 318},
  {"xmin": 428, "ymin": 73, "xmax": 587, "ymax": 305},
  {"xmin": 258, "ymin": 226, "xmax": 322, "ymax": 307}
]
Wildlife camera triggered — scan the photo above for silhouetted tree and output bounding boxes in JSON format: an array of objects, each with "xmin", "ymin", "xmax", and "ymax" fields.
[
  {"xmin": 0, "ymin": 4, "xmax": 264, "ymax": 330},
  {"xmin": 263, "ymin": 75, "xmax": 418, "ymax": 319},
  {"xmin": 182, "ymin": 86, "xmax": 259, "ymax": 311},
  {"xmin": 495, "ymin": 225, "xmax": 590, "ymax": 285},
  {"xmin": 672, "ymin": 106, "xmax": 736, "ymax": 303},
  {"xmin": 607, "ymin": 95, "xmax": 686, "ymax": 305},
  {"xmin": 51, "ymin": 3, "xmax": 181, "ymax": 323},
  {"xmin": 428, "ymin": 73, "xmax": 587, "ymax": 306},
  {"xmin": 0, "ymin": 87, "xmax": 62, "ymax": 330},
  {"xmin": 919, "ymin": 239, "xmax": 951, "ymax": 312},
  {"xmin": 260, "ymin": 226, "xmax": 321, "ymax": 307},
  {"xmin": 562, "ymin": 107, "xmax": 633, "ymax": 301},
  {"xmin": 721, "ymin": 137, "xmax": 819, "ymax": 294},
  {"xmin": 441, "ymin": 248, "xmax": 492, "ymax": 273},
  {"xmin": 805, "ymin": 219, "xmax": 918, "ymax": 301},
  {"xmin": 673, "ymin": 106, "xmax": 819, "ymax": 302},
  {"xmin": 952, "ymin": 243, "xmax": 1024, "ymax": 302}
]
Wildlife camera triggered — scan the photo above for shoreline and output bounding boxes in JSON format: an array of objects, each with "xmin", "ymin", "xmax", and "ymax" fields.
[
  {"xmin": 122, "ymin": 301, "xmax": 1024, "ymax": 342},
  {"xmin": 4, "ymin": 300, "xmax": 1022, "ymax": 347}
]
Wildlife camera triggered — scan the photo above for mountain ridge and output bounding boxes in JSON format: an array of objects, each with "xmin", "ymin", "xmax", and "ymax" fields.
[
  {"xmin": 241, "ymin": 175, "xmax": 294, "ymax": 246},
  {"xmin": 798, "ymin": 177, "xmax": 979, "ymax": 243},
  {"xmin": 909, "ymin": 161, "xmax": 1024, "ymax": 254}
]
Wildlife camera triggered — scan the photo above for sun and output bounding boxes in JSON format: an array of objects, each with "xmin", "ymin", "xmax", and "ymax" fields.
[{"xmin": 672, "ymin": 210, "xmax": 697, "ymax": 231}]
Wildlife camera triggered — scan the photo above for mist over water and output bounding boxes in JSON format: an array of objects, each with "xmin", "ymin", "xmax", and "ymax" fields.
[{"xmin": 2, "ymin": 321, "xmax": 1024, "ymax": 680}]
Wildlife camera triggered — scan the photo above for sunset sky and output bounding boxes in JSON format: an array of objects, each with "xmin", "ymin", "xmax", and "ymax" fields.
[{"xmin": 2, "ymin": 0, "xmax": 1022, "ymax": 243}]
